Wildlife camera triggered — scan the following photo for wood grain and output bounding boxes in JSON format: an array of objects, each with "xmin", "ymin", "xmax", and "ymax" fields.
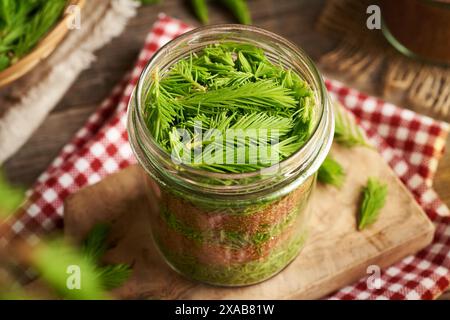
[
  {"xmin": 2, "ymin": 0, "xmax": 449, "ymax": 298},
  {"xmin": 64, "ymin": 143, "xmax": 434, "ymax": 300}
]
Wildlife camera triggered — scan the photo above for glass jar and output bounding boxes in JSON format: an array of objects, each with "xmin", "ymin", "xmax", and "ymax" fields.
[
  {"xmin": 381, "ymin": 0, "xmax": 450, "ymax": 65},
  {"xmin": 127, "ymin": 25, "xmax": 334, "ymax": 286}
]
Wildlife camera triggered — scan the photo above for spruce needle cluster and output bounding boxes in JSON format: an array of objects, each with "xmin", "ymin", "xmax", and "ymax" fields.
[
  {"xmin": 317, "ymin": 156, "xmax": 346, "ymax": 188},
  {"xmin": 144, "ymin": 43, "xmax": 316, "ymax": 173}
]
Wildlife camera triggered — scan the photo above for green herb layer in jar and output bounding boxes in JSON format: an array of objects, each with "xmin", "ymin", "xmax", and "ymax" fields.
[{"xmin": 128, "ymin": 25, "xmax": 334, "ymax": 286}]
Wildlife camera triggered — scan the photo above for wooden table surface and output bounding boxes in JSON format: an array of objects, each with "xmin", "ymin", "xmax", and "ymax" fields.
[{"xmin": 2, "ymin": 0, "xmax": 449, "ymax": 299}]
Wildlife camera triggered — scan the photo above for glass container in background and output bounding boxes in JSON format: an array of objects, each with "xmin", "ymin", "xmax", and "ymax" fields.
[
  {"xmin": 127, "ymin": 25, "xmax": 334, "ymax": 286},
  {"xmin": 381, "ymin": 0, "xmax": 450, "ymax": 65}
]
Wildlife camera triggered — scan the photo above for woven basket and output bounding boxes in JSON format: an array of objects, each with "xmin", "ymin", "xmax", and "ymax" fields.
[{"xmin": 0, "ymin": 0, "xmax": 86, "ymax": 88}]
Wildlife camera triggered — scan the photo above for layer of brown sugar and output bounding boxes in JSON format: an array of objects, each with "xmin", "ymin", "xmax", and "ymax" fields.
[
  {"xmin": 156, "ymin": 175, "xmax": 315, "ymax": 235},
  {"xmin": 153, "ymin": 214, "xmax": 296, "ymax": 266}
]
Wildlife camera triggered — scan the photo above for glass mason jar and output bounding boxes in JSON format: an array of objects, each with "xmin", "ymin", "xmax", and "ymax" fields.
[{"xmin": 127, "ymin": 25, "xmax": 334, "ymax": 286}]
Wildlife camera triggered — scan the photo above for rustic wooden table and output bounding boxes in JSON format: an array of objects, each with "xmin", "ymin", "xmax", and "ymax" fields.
[{"xmin": 2, "ymin": 0, "xmax": 449, "ymax": 299}]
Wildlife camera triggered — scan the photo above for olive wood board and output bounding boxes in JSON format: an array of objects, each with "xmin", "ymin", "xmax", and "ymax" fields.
[{"xmin": 62, "ymin": 142, "xmax": 435, "ymax": 300}]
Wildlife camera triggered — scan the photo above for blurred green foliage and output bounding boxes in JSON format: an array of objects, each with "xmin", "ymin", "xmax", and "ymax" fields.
[{"xmin": 0, "ymin": 171, "xmax": 24, "ymax": 217}]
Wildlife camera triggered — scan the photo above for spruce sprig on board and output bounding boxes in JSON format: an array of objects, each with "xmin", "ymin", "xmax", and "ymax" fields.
[
  {"xmin": 318, "ymin": 102, "xmax": 372, "ymax": 188},
  {"xmin": 358, "ymin": 178, "xmax": 388, "ymax": 230},
  {"xmin": 140, "ymin": 0, "xmax": 252, "ymax": 25},
  {"xmin": 83, "ymin": 224, "xmax": 132, "ymax": 290},
  {"xmin": 27, "ymin": 224, "xmax": 132, "ymax": 298},
  {"xmin": 219, "ymin": 0, "xmax": 252, "ymax": 24},
  {"xmin": 191, "ymin": 0, "xmax": 209, "ymax": 24},
  {"xmin": 34, "ymin": 240, "xmax": 108, "ymax": 299},
  {"xmin": 95, "ymin": 264, "xmax": 132, "ymax": 291},
  {"xmin": 0, "ymin": 170, "xmax": 25, "ymax": 217}
]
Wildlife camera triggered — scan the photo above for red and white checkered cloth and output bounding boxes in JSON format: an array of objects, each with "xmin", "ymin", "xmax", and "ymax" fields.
[{"xmin": 2, "ymin": 14, "xmax": 450, "ymax": 300}]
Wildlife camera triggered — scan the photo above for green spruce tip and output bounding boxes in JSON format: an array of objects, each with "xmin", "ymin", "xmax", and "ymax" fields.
[
  {"xmin": 96, "ymin": 264, "xmax": 132, "ymax": 290},
  {"xmin": 317, "ymin": 155, "xmax": 345, "ymax": 188},
  {"xmin": 82, "ymin": 224, "xmax": 132, "ymax": 290},
  {"xmin": 358, "ymin": 177, "xmax": 388, "ymax": 230},
  {"xmin": 220, "ymin": 0, "xmax": 252, "ymax": 24},
  {"xmin": 82, "ymin": 224, "xmax": 110, "ymax": 262},
  {"xmin": 145, "ymin": 43, "xmax": 315, "ymax": 174},
  {"xmin": 192, "ymin": 0, "xmax": 209, "ymax": 24},
  {"xmin": 333, "ymin": 101, "xmax": 372, "ymax": 148},
  {"xmin": 138, "ymin": 0, "xmax": 250, "ymax": 25}
]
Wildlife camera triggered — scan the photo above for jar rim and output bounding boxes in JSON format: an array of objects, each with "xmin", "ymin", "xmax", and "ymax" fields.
[{"xmin": 128, "ymin": 24, "xmax": 334, "ymax": 196}]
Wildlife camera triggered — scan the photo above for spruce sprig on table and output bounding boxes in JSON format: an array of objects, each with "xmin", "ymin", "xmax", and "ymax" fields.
[
  {"xmin": 317, "ymin": 156, "xmax": 345, "ymax": 188},
  {"xmin": 34, "ymin": 240, "xmax": 108, "ymax": 299},
  {"xmin": 358, "ymin": 178, "xmax": 388, "ymax": 230},
  {"xmin": 82, "ymin": 224, "xmax": 132, "ymax": 290},
  {"xmin": 180, "ymin": 80, "xmax": 298, "ymax": 112},
  {"xmin": 190, "ymin": 0, "xmax": 252, "ymax": 25},
  {"xmin": 219, "ymin": 0, "xmax": 252, "ymax": 24},
  {"xmin": 83, "ymin": 224, "xmax": 110, "ymax": 262},
  {"xmin": 318, "ymin": 103, "xmax": 372, "ymax": 188},
  {"xmin": 333, "ymin": 102, "xmax": 370, "ymax": 148}
]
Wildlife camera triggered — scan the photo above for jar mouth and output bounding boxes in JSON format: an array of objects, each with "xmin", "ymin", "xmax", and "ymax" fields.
[{"xmin": 129, "ymin": 24, "xmax": 333, "ymax": 196}]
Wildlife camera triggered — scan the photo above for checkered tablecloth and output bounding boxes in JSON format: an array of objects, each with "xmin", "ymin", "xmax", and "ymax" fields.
[{"xmin": 2, "ymin": 14, "xmax": 450, "ymax": 300}]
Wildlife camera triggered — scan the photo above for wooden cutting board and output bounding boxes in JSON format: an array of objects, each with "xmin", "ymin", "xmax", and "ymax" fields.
[{"xmin": 64, "ymin": 143, "xmax": 435, "ymax": 300}]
